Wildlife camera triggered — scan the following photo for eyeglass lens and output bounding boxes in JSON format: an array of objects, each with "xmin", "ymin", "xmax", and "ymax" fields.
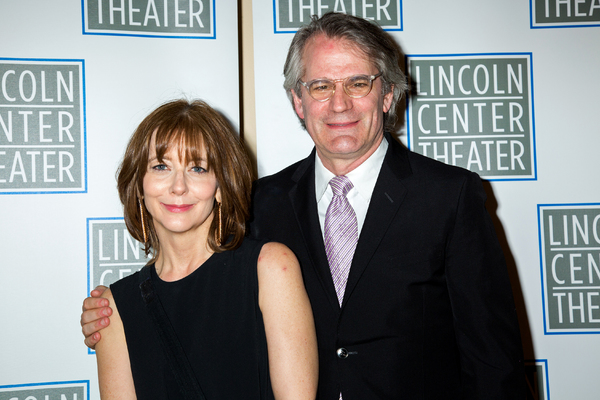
[{"xmin": 308, "ymin": 75, "xmax": 374, "ymax": 100}]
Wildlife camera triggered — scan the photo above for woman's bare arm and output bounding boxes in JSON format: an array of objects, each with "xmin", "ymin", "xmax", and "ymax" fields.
[
  {"xmin": 257, "ymin": 242, "xmax": 318, "ymax": 400},
  {"xmin": 95, "ymin": 288, "xmax": 137, "ymax": 400}
]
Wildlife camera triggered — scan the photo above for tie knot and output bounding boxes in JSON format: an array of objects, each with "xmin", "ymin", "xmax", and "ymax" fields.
[{"xmin": 329, "ymin": 175, "xmax": 353, "ymax": 197}]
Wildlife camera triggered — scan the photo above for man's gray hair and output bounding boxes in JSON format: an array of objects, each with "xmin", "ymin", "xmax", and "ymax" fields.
[{"xmin": 283, "ymin": 12, "xmax": 409, "ymax": 131}]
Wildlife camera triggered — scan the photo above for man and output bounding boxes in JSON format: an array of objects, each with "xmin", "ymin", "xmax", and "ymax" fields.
[{"xmin": 82, "ymin": 12, "xmax": 525, "ymax": 399}]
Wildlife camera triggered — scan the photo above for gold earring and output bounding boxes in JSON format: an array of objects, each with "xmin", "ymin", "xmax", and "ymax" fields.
[
  {"xmin": 216, "ymin": 202, "xmax": 222, "ymax": 246},
  {"xmin": 139, "ymin": 199, "xmax": 148, "ymax": 243}
]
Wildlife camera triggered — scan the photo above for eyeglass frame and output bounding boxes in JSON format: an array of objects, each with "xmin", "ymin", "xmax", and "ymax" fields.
[{"xmin": 298, "ymin": 72, "xmax": 384, "ymax": 102}]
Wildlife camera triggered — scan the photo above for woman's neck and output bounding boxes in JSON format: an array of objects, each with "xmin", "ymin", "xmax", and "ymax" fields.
[{"xmin": 154, "ymin": 230, "xmax": 214, "ymax": 282}]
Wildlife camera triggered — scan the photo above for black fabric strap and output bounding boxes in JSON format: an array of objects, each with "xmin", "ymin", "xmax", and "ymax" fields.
[{"xmin": 138, "ymin": 266, "xmax": 207, "ymax": 400}]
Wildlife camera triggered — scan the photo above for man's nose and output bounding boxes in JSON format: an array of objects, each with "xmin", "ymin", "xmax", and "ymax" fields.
[{"xmin": 329, "ymin": 82, "xmax": 353, "ymax": 112}]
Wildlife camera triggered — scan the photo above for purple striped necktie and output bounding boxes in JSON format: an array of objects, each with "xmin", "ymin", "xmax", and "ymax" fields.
[{"xmin": 324, "ymin": 175, "xmax": 358, "ymax": 307}]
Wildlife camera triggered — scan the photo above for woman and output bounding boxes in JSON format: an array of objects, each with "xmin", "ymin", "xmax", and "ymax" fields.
[{"xmin": 95, "ymin": 99, "xmax": 318, "ymax": 399}]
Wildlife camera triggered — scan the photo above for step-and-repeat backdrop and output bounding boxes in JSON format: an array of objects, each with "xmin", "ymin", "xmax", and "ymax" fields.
[
  {"xmin": 0, "ymin": 0, "xmax": 238, "ymax": 398},
  {"xmin": 1, "ymin": 0, "xmax": 599, "ymax": 399},
  {"xmin": 253, "ymin": 1, "xmax": 599, "ymax": 399}
]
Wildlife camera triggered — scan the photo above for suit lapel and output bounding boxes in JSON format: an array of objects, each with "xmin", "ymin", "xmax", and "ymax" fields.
[
  {"xmin": 342, "ymin": 135, "xmax": 412, "ymax": 308},
  {"xmin": 289, "ymin": 151, "xmax": 341, "ymax": 313}
]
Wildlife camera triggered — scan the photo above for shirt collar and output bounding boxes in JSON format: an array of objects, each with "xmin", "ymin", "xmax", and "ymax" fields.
[{"xmin": 315, "ymin": 136, "xmax": 389, "ymax": 202}]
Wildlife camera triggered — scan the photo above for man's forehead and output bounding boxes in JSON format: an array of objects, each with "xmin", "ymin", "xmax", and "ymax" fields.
[{"xmin": 301, "ymin": 34, "xmax": 374, "ymax": 73}]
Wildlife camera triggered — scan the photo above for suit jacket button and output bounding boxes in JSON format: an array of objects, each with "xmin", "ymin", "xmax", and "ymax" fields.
[{"xmin": 337, "ymin": 348, "xmax": 348, "ymax": 359}]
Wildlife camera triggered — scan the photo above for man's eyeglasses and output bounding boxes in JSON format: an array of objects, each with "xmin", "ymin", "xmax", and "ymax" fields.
[{"xmin": 298, "ymin": 72, "xmax": 383, "ymax": 102}]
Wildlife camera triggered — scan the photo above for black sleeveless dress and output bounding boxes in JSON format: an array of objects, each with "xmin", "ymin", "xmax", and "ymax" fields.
[{"xmin": 110, "ymin": 238, "xmax": 274, "ymax": 400}]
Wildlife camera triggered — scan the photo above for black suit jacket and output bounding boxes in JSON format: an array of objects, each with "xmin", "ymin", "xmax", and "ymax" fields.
[{"xmin": 250, "ymin": 134, "xmax": 525, "ymax": 400}]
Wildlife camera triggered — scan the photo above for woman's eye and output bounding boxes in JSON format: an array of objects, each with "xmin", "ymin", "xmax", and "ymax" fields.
[
  {"xmin": 191, "ymin": 166, "xmax": 207, "ymax": 173},
  {"xmin": 152, "ymin": 164, "xmax": 167, "ymax": 171}
]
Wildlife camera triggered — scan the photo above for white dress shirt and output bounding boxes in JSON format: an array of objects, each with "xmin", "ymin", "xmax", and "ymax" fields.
[{"xmin": 315, "ymin": 137, "xmax": 388, "ymax": 239}]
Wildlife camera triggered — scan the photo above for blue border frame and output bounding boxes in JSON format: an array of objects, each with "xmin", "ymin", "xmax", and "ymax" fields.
[
  {"xmin": 0, "ymin": 380, "xmax": 90, "ymax": 400},
  {"xmin": 529, "ymin": 0, "xmax": 600, "ymax": 29},
  {"xmin": 404, "ymin": 52, "xmax": 538, "ymax": 182},
  {"xmin": 525, "ymin": 359, "xmax": 551, "ymax": 400},
  {"xmin": 272, "ymin": 0, "xmax": 403, "ymax": 34},
  {"xmin": 80, "ymin": 0, "xmax": 217, "ymax": 39},
  {"xmin": 0, "ymin": 57, "xmax": 88, "ymax": 195},
  {"xmin": 537, "ymin": 202, "xmax": 600, "ymax": 335},
  {"xmin": 86, "ymin": 217, "xmax": 125, "ymax": 298}
]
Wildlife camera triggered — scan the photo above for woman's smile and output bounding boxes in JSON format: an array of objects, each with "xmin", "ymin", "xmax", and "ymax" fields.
[{"xmin": 162, "ymin": 203, "xmax": 195, "ymax": 213}]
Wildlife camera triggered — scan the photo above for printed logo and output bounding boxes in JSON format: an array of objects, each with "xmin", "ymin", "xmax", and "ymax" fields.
[
  {"xmin": 83, "ymin": 0, "xmax": 216, "ymax": 38},
  {"xmin": 0, "ymin": 59, "xmax": 86, "ymax": 194},
  {"xmin": 531, "ymin": 0, "xmax": 600, "ymax": 28},
  {"xmin": 87, "ymin": 218, "xmax": 149, "ymax": 293},
  {"xmin": 525, "ymin": 360, "xmax": 550, "ymax": 400},
  {"xmin": 0, "ymin": 380, "xmax": 88, "ymax": 400},
  {"xmin": 407, "ymin": 53, "xmax": 536, "ymax": 181},
  {"xmin": 538, "ymin": 204, "xmax": 600, "ymax": 334},
  {"xmin": 273, "ymin": 0, "xmax": 403, "ymax": 32}
]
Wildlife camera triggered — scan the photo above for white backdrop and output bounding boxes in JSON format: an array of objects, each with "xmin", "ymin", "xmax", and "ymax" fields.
[{"xmin": 253, "ymin": 1, "xmax": 600, "ymax": 399}]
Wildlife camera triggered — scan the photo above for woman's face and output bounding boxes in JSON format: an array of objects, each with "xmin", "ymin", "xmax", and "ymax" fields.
[{"xmin": 142, "ymin": 134, "xmax": 220, "ymax": 241}]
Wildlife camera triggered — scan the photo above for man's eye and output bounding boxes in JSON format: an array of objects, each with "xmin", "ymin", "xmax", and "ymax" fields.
[
  {"xmin": 311, "ymin": 82, "xmax": 333, "ymax": 92},
  {"xmin": 348, "ymin": 78, "xmax": 369, "ymax": 88}
]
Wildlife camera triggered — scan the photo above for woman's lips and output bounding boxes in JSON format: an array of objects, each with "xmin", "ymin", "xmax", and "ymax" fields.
[{"xmin": 162, "ymin": 203, "xmax": 194, "ymax": 213}]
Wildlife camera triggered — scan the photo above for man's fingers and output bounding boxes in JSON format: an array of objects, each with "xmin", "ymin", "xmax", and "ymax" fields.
[
  {"xmin": 84, "ymin": 331, "xmax": 101, "ymax": 350},
  {"xmin": 81, "ymin": 316, "xmax": 110, "ymax": 339},
  {"xmin": 80, "ymin": 290, "xmax": 113, "ymax": 350},
  {"xmin": 80, "ymin": 304, "xmax": 112, "ymax": 326},
  {"xmin": 81, "ymin": 296, "xmax": 110, "ymax": 314},
  {"xmin": 90, "ymin": 285, "xmax": 108, "ymax": 298}
]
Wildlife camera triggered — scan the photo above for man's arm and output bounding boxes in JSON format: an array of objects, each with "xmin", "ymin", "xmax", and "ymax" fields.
[
  {"xmin": 445, "ymin": 172, "xmax": 525, "ymax": 398},
  {"xmin": 80, "ymin": 286, "xmax": 113, "ymax": 349}
]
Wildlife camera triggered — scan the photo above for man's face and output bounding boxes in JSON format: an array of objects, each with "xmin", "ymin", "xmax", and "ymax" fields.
[{"xmin": 291, "ymin": 35, "xmax": 393, "ymax": 173}]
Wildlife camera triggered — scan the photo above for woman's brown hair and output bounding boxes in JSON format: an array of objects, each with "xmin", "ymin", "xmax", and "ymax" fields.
[{"xmin": 117, "ymin": 99, "xmax": 253, "ymax": 261}]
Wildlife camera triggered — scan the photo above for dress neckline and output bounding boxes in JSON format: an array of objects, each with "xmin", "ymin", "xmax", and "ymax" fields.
[{"xmin": 150, "ymin": 251, "xmax": 219, "ymax": 286}]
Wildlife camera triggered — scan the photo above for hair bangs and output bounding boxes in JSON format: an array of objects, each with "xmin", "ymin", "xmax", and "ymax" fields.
[{"xmin": 151, "ymin": 122, "xmax": 209, "ymax": 170}]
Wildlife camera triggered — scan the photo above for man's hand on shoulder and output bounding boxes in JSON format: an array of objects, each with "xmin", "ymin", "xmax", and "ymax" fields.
[{"xmin": 80, "ymin": 285, "xmax": 112, "ymax": 349}]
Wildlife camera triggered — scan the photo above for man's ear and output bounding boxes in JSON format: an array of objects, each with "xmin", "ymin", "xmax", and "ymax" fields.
[
  {"xmin": 383, "ymin": 84, "xmax": 394, "ymax": 113},
  {"xmin": 291, "ymin": 89, "xmax": 305, "ymax": 120}
]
